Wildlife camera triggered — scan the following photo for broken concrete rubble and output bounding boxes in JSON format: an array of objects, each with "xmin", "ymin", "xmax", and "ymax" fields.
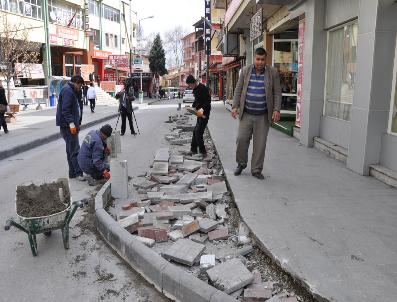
[{"xmin": 162, "ymin": 239, "xmax": 205, "ymax": 266}]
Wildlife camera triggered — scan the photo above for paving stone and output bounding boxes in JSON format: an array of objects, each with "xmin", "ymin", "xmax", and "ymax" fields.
[
  {"xmin": 208, "ymin": 227, "xmax": 229, "ymax": 241},
  {"xmin": 133, "ymin": 179, "xmax": 158, "ymax": 190},
  {"xmin": 197, "ymin": 167, "xmax": 209, "ymax": 175},
  {"xmin": 191, "ymin": 207, "xmax": 203, "ymax": 217},
  {"xmin": 159, "ymin": 184, "xmax": 188, "ymax": 195},
  {"xmin": 137, "ymin": 200, "xmax": 151, "ymax": 207},
  {"xmin": 168, "ymin": 205, "xmax": 192, "ymax": 218},
  {"xmin": 162, "ymin": 239, "xmax": 205, "ymax": 266},
  {"xmin": 149, "ymin": 204, "xmax": 163, "ymax": 212},
  {"xmin": 248, "ymin": 281, "xmax": 275, "ymax": 291},
  {"xmin": 208, "ymin": 181, "xmax": 228, "ymax": 200},
  {"xmin": 177, "ymin": 172, "xmax": 198, "ymax": 186},
  {"xmin": 212, "ymin": 244, "xmax": 254, "ymax": 260},
  {"xmin": 200, "ymin": 254, "xmax": 216, "ymax": 269},
  {"xmin": 182, "ymin": 215, "xmax": 195, "ymax": 224},
  {"xmin": 184, "ymin": 202, "xmax": 197, "ymax": 210},
  {"xmin": 159, "ymin": 200, "xmax": 175, "ymax": 208},
  {"xmin": 182, "ymin": 220, "xmax": 200, "ymax": 237},
  {"xmin": 194, "ymin": 175, "xmax": 210, "ymax": 185},
  {"xmin": 230, "ymin": 289, "xmax": 243, "ymax": 299},
  {"xmin": 215, "ymin": 204, "xmax": 227, "ymax": 219},
  {"xmin": 131, "ymin": 235, "xmax": 155, "ymax": 247},
  {"xmin": 118, "ymin": 207, "xmax": 145, "ymax": 220},
  {"xmin": 206, "ymin": 204, "xmax": 217, "ymax": 220},
  {"xmin": 207, "ymin": 177, "xmax": 224, "ymax": 185},
  {"xmin": 153, "ymin": 211, "xmax": 174, "ymax": 220},
  {"xmin": 266, "ymin": 293, "xmax": 298, "ymax": 302},
  {"xmin": 151, "ymin": 162, "xmax": 169, "ymax": 175},
  {"xmin": 199, "ymin": 218, "xmax": 219, "ymax": 233},
  {"xmin": 251, "ymin": 269, "xmax": 262, "ymax": 284},
  {"xmin": 189, "ymin": 233, "xmax": 208, "ymax": 244},
  {"xmin": 126, "ymin": 222, "xmax": 140, "ymax": 234},
  {"xmin": 185, "ymin": 154, "xmax": 204, "ymax": 161},
  {"xmin": 168, "ymin": 229, "xmax": 184, "ymax": 241},
  {"xmin": 178, "ymin": 160, "xmax": 203, "ymax": 172},
  {"xmin": 243, "ymin": 287, "xmax": 272, "ymax": 301},
  {"xmin": 171, "ymin": 219, "xmax": 184, "ymax": 230},
  {"xmin": 138, "ymin": 226, "xmax": 168, "ymax": 242},
  {"xmin": 121, "ymin": 202, "xmax": 137, "ymax": 210},
  {"xmin": 154, "ymin": 148, "xmax": 169, "ymax": 162},
  {"xmin": 142, "ymin": 213, "xmax": 156, "ymax": 226},
  {"xmin": 169, "ymin": 155, "xmax": 184, "ymax": 164},
  {"xmin": 147, "ymin": 191, "xmax": 165, "ymax": 203},
  {"xmin": 151, "ymin": 175, "xmax": 178, "ymax": 184},
  {"xmin": 207, "ymin": 258, "xmax": 254, "ymax": 294},
  {"xmin": 163, "ymin": 191, "xmax": 213, "ymax": 204}
]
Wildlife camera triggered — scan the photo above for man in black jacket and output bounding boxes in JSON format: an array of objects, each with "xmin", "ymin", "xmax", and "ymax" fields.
[
  {"xmin": 186, "ymin": 75, "xmax": 211, "ymax": 156},
  {"xmin": 115, "ymin": 82, "xmax": 136, "ymax": 135},
  {"xmin": 0, "ymin": 82, "xmax": 9, "ymax": 134}
]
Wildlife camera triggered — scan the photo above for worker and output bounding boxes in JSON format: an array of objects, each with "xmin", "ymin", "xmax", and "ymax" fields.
[{"xmin": 78, "ymin": 124, "xmax": 112, "ymax": 185}]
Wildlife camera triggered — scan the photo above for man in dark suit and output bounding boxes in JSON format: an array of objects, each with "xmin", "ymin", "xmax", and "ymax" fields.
[{"xmin": 116, "ymin": 82, "xmax": 136, "ymax": 135}]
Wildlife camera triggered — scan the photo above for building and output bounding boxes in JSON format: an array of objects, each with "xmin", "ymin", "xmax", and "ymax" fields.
[{"xmin": 217, "ymin": 0, "xmax": 397, "ymax": 181}]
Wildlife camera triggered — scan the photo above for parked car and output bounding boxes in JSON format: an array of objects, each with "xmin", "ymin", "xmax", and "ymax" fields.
[
  {"xmin": 183, "ymin": 89, "xmax": 195, "ymax": 103},
  {"xmin": 164, "ymin": 87, "xmax": 178, "ymax": 99}
]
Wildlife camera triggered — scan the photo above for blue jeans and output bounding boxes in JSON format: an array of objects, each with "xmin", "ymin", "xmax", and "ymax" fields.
[{"xmin": 60, "ymin": 127, "xmax": 83, "ymax": 178}]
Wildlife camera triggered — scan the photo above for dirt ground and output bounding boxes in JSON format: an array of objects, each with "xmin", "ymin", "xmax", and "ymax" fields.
[{"xmin": 16, "ymin": 180, "xmax": 70, "ymax": 217}]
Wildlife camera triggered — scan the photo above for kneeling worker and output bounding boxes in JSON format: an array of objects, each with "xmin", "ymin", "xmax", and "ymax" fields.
[{"xmin": 78, "ymin": 124, "xmax": 112, "ymax": 182}]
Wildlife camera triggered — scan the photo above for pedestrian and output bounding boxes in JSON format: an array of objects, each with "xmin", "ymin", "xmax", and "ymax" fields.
[
  {"xmin": 56, "ymin": 75, "xmax": 85, "ymax": 181},
  {"xmin": 185, "ymin": 75, "xmax": 211, "ymax": 156},
  {"xmin": 0, "ymin": 82, "xmax": 9, "ymax": 134},
  {"xmin": 78, "ymin": 124, "xmax": 112, "ymax": 185},
  {"xmin": 87, "ymin": 82, "xmax": 97, "ymax": 113},
  {"xmin": 231, "ymin": 47, "xmax": 282, "ymax": 179},
  {"xmin": 83, "ymin": 84, "xmax": 89, "ymax": 106},
  {"xmin": 116, "ymin": 82, "xmax": 136, "ymax": 136}
]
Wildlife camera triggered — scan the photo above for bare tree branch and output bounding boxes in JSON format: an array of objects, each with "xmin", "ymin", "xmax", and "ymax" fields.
[{"xmin": 163, "ymin": 26, "xmax": 188, "ymax": 68}]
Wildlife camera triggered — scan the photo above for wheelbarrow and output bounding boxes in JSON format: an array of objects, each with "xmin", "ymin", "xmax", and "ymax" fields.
[{"xmin": 4, "ymin": 178, "xmax": 87, "ymax": 256}]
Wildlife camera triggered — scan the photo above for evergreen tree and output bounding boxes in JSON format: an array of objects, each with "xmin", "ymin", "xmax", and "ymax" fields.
[{"xmin": 149, "ymin": 34, "xmax": 167, "ymax": 76}]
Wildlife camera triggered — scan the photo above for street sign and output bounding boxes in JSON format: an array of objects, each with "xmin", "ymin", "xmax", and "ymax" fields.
[
  {"xmin": 108, "ymin": 55, "xmax": 129, "ymax": 68},
  {"xmin": 133, "ymin": 57, "xmax": 143, "ymax": 69}
]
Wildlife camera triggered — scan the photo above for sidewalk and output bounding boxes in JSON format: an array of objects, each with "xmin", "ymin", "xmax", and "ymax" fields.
[
  {"xmin": 0, "ymin": 105, "xmax": 119, "ymax": 160},
  {"xmin": 208, "ymin": 103, "xmax": 397, "ymax": 302}
]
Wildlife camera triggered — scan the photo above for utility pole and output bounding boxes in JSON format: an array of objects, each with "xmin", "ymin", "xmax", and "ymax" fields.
[
  {"xmin": 99, "ymin": 0, "xmax": 103, "ymax": 49},
  {"xmin": 42, "ymin": 0, "xmax": 52, "ymax": 102}
]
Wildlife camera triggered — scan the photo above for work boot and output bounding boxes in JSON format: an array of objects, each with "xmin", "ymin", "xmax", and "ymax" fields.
[
  {"xmin": 87, "ymin": 176, "xmax": 96, "ymax": 186},
  {"xmin": 77, "ymin": 175, "xmax": 86, "ymax": 181},
  {"xmin": 234, "ymin": 165, "xmax": 245, "ymax": 176},
  {"xmin": 252, "ymin": 172, "xmax": 265, "ymax": 180}
]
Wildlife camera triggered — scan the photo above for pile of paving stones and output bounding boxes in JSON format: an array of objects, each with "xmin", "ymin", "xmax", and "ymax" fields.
[{"xmin": 107, "ymin": 113, "xmax": 303, "ymax": 301}]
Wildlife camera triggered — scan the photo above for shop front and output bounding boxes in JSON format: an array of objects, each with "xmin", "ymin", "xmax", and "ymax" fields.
[{"xmin": 91, "ymin": 49, "xmax": 112, "ymax": 82}]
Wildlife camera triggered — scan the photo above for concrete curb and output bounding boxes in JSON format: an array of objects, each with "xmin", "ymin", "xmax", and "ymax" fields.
[
  {"xmin": 0, "ymin": 112, "xmax": 120, "ymax": 160},
  {"xmin": 94, "ymin": 181, "xmax": 236, "ymax": 302}
]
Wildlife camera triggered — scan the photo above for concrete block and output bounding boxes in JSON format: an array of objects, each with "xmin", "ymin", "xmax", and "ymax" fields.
[
  {"xmin": 206, "ymin": 204, "xmax": 217, "ymax": 220},
  {"xmin": 110, "ymin": 159, "xmax": 128, "ymax": 199},
  {"xmin": 161, "ymin": 262, "xmax": 217, "ymax": 302},
  {"xmin": 133, "ymin": 179, "xmax": 158, "ymax": 190},
  {"xmin": 177, "ymin": 172, "xmax": 198, "ymax": 186},
  {"xmin": 169, "ymin": 155, "xmax": 184, "ymax": 164},
  {"xmin": 151, "ymin": 162, "xmax": 169, "ymax": 175},
  {"xmin": 178, "ymin": 160, "xmax": 202, "ymax": 172},
  {"xmin": 162, "ymin": 239, "xmax": 205, "ymax": 266},
  {"xmin": 118, "ymin": 207, "xmax": 145, "ymax": 220},
  {"xmin": 243, "ymin": 287, "xmax": 272, "ymax": 301},
  {"xmin": 192, "ymin": 207, "xmax": 203, "ymax": 217},
  {"xmin": 200, "ymin": 254, "xmax": 216, "ymax": 269},
  {"xmin": 154, "ymin": 148, "xmax": 169, "ymax": 162},
  {"xmin": 118, "ymin": 213, "xmax": 139, "ymax": 229},
  {"xmin": 168, "ymin": 229, "xmax": 184, "ymax": 241},
  {"xmin": 210, "ymin": 291, "xmax": 238, "ymax": 302},
  {"xmin": 182, "ymin": 220, "xmax": 200, "ymax": 237},
  {"xmin": 215, "ymin": 204, "xmax": 227, "ymax": 219},
  {"xmin": 147, "ymin": 191, "xmax": 165, "ymax": 203},
  {"xmin": 138, "ymin": 226, "xmax": 168, "ymax": 242},
  {"xmin": 168, "ymin": 205, "xmax": 192, "ymax": 217},
  {"xmin": 208, "ymin": 227, "xmax": 229, "ymax": 241},
  {"xmin": 153, "ymin": 211, "xmax": 174, "ymax": 220},
  {"xmin": 189, "ymin": 233, "xmax": 208, "ymax": 244},
  {"xmin": 207, "ymin": 258, "xmax": 254, "ymax": 294},
  {"xmin": 159, "ymin": 184, "xmax": 188, "ymax": 195},
  {"xmin": 194, "ymin": 175, "xmax": 210, "ymax": 185},
  {"xmin": 208, "ymin": 181, "xmax": 228, "ymax": 200},
  {"xmin": 199, "ymin": 218, "xmax": 219, "ymax": 233}
]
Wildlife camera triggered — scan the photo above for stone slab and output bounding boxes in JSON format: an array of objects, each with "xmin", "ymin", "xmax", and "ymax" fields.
[
  {"xmin": 189, "ymin": 233, "xmax": 208, "ymax": 244},
  {"xmin": 159, "ymin": 184, "xmax": 188, "ymax": 195},
  {"xmin": 169, "ymin": 155, "xmax": 184, "ymax": 164},
  {"xmin": 154, "ymin": 148, "xmax": 170, "ymax": 162},
  {"xmin": 177, "ymin": 172, "xmax": 198, "ymax": 186},
  {"xmin": 178, "ymin": 160, "xmax": 203, "ymax": 172},
  {"xmin": 243, "ymin": 287, "xmax": 272, "ymax": 301},
  {"xmin": 168, "ymin": 205, "xmax": 192, "ymax": 218},
  {"xmin": 147, "ymin": 191, "xmax": 165, "ymax": 203},
  {"xmin": 151, "ymin": 175, "xmax": 179, "ymax": 184},
  {"xmin": 162, "ymin": 238, "xmax": 205, "ymax": 266},
  {"xmin": 182, "ymin": 220, "xmax": 200, "ymax": 237},
  {"xmin": 151, "ymin": 162, "xmax": 169, "ymax": 176},
  {"xmin": 266, "ymin": 293, "xmax": 298, "ymax": 302},
  {"xmin": 215, "ymin": 204, "xmax": 227, "ymax": 219},
  {"xmin": 130, "ymin": 235, "xmax": 155, "ymax": 247},
  {"xmin": 206, "ymin": 204, "xmax": 217, "ymax": 220},
  {"xmin": 133, "ymin": 179, "xmax": 158, "ymax": 190},
  {"xmin": 162, "ymin": 191, "xmax": 213, "ymax": 204},
  {"xmin": 206, "ymin": 258, "xmax": 254, "ymax": 294},
  {"xmin": 200, "ymin": 254, "xmax": 216, "ymax": 269},
  {"xmin": 208, "ymin": 181, "xmax": 228, "ymax": 200},
  {"xmin": 118, "ymin": 207, "xmax": 145, "ymax": 220},
  {"xmin": 199, "ymin": 218, "xmax": 219, "ymax": 233},
  {"xmin": 117, "ymin": 213, "xmax": 139, "ymax": 229},
  {"xmin": 168, "ymin": 229, "xmax": 184, "ymax": 241},
  {"xmin": 208, "ymin": 227, "xmax": 229, "ymax": 241}
]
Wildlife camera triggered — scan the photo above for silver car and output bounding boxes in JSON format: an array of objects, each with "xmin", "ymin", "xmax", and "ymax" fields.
[{"xmin": 183, "ymin": 89, "xmax": 195, "ymax": 103}]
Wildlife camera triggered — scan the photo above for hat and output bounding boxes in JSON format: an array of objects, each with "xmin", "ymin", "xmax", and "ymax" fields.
[
  {"xmin": 186, "ymin": 75, "xmax": 196, "ymax": 84},
  {"xmin": 100, "ymin": 124, "xmax": 113, "ymax": 137}
]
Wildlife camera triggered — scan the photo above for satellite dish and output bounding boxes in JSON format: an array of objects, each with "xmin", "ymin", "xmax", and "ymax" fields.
[{"xmin": 50, "ymin": 11, "xmax": 56, "ymax": 21}]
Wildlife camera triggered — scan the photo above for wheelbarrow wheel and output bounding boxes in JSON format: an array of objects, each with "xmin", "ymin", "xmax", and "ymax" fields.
[
  {"xmin": 62, "ymin": 227, "xmax": 69, "ymax": 250},
  {"xmin": 28, "ymin": 233, "xmax": 38, "ymax": 256}
]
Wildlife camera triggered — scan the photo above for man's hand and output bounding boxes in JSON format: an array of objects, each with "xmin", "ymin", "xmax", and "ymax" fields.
[
  {"xmin": 196, "ymin": 108, "xmax": 204, "ymax": 118},
  {"xmin": 272, "ymin": 111, "xmax": 281, "ymax": 123},
  {"xmin": 231, "ymin": 108, "xmax": 238, "ymax": 119},
  {"xmin": 70, "ymin": 123, "xmax": 77, "ymax": 135},
  {"xmin": 103, "ymin": 170, "xmax": 111, "ymax": 179}
]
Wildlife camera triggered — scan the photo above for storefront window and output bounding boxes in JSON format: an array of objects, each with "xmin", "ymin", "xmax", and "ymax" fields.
[{"xmin": 324, "ymin": 21, "xmax": 358, "ymax": 121}]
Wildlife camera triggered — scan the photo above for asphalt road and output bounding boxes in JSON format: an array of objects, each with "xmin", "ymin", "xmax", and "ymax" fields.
[{"xmin": 0, "ymin": 105, "xmax": 178, "ymax": 302}]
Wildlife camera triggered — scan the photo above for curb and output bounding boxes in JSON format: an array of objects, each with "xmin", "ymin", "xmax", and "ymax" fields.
[
  {"xmin": 94, "ymin": 181, "xmax": 236, "ymax": 302},
  {"xmin": 0, "ymin": 112, "xmax": 120, "ymax": 161}
]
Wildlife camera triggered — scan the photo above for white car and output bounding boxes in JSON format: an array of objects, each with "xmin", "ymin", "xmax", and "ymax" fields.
[{"xmin": 183, "ymin": 89, "xmax": 195, "ymax": 103}]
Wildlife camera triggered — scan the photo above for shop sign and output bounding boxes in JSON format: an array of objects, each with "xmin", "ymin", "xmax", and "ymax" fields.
[
  {"xmin": 204, "ymin": 0, "xmax": 211, "ymax": 56},
  {"xmin": 93, "ymin": 50, "xmax": 112, "ymax": 59},
  {"xmin": 295, "ymin": 18, "xmax": 305, "ymax": 128},
  {"xmin": 83, "ymin": 0, "xmax": 90, "ymax": 31},
  {"xmin": 108, "ymin": 55, "xmax": 129, "ymax": 68},
  {"xmin": 133, "ymin": 57, "xmax": 143, "ymax": 69},
  {"xmin": 15, "ymin": 63, "xmax": 45, "ymax": 79},
  {"xmin": 130, "ymin": 72, "xmax": 151, "ymax": 79},
  {"xmin": 57, "ymin": 26, "xmax": 79, "ymax": 41},
  {"xmin": 100, "ymin": 81, "xmax": 116, "ymax": 92},
  {"xmin": 250, "ymin": 8, "xmax": 262, "ymax": 41},
  {"xmin": 63, "ymin": 39, "xmax": 75, "ymax": 47},
  {"xmin": 80, "ymin": 64, "xmax": 95, "ymax": 81},
  {"xmin": 49, "ymin": 34, "xmax": 58, "ymax": 44}
]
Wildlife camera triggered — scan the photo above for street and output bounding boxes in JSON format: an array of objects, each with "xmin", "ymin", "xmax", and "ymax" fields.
[{"xmin": 0, "ymin": 105, "xmax": 177, "ymax": 302}]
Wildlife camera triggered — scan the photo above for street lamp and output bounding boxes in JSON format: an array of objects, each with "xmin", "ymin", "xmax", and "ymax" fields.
[{"xmin": 137, "ymin": 15, "xmax": 153, "ymax": 103}]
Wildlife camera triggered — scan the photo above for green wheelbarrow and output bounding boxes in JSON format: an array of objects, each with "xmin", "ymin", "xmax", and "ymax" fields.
[{"xmin": 4, "ymin": 178, "xmax": 87, "ymax": 256}]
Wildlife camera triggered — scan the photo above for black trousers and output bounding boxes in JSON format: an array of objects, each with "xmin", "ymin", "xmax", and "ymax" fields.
[
  {"xmin": 89, "ymin": 99, "xmax": 95, "ymax": 112},
  {"xmin": 0, "ymin": 112, "xmax": 8, "ymax": 132},
  {"xmin": 120, "ymin": 107, "xmax": 135, "ymax": 134},
  {"xmin": 191, "ymin": 117, "xmax": 208, "ymax": 154}
]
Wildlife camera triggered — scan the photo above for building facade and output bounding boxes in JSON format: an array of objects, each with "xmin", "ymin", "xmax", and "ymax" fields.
[{"xmin": 217, "ymin": 0, "xmax": 397, "ymax": 178}]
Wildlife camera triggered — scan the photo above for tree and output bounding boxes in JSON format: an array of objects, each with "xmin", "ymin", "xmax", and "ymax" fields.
[
  {"xmin": 0, "ymin": 12, "xmax": 40, "ymax": 103},
  {"xmin": 149, "ymin": 34, "xmax": 167, "ymax": 77},
  {"xmin": 164, "ymin": 26, "xmax": 187, "ymax": 68}
]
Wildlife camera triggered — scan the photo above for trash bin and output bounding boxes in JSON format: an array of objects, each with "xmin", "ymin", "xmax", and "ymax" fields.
[{"xmin": 49, "ymin": 94, "xmax": 56, "ymax": 107}]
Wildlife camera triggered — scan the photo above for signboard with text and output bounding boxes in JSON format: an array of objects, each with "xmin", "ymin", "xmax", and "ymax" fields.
[
  {"xmin": 295, "ymin": 18, "xmax": 305, "ymax": 128},
  {"xmin": 100, "ymin": 81, "xmax": 116, "ymax": 92},
  {"xmin": 93, "ymin": 50, "xmax": 112, "ymax": 59},
  {"xmin": 250, "ymin": 8, "xmax": 262, "ymax": 41},
  {"xmin": 204, "ymin": 0, "xmax": 211, "ymax": 56},
  {"xmin": 108, "ymin": 55, "xmax": 129, "ymax": 68},
  {"xmin": 80, "ymin": 64, "xmax": 95, "ymax": 81}
]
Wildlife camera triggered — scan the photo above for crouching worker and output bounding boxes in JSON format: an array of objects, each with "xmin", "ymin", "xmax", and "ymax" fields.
[{"xmin": 78, "ymin": 124, "xmax": 112, "ymax": 185}]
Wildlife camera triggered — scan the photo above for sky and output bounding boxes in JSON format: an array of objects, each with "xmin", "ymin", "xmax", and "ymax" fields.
[{"xmin": 134, "ymin": 0, "xmax": 204, "ymax": 38}]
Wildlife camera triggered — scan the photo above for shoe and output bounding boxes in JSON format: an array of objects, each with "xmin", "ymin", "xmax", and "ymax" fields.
[
  {"xmin": 87, "ymin": 176, "xmax": 96, "ymax": 186},
  {"xmin": 252, "ymin": 172, "xmax": 265, "ymax": 180},
  {"xmin": 4, "ymin": 130, "xmax": 9, "ymax": 134},
  {"xmin": 234, "ymin": 165, "xmax": 245, "ymax": 176},
  {"xmin": 131, "ymin": 131, "xmax": 137, "ymax": 135},
  {"xmin": 121, "ymin": 133, "xmax": 125, "ymax": 136},
  {"xmin": 77, "ymin": 175, "xmax": 86, "ymax": 181}
]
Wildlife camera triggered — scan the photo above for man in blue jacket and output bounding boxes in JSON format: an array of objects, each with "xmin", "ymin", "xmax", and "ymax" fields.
[
  {"xmin": 78, "ymin": 124, "xmax": 112, "ymax": 182},
  {"xmin": 56, "ymin": 75, "xmax": 85, "ymax": 180}
]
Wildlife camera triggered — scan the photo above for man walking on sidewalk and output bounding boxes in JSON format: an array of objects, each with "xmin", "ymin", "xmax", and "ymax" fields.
[
  {"xmin": 231, "ymin": 47, "xmax": 282, "ymax": 179},
  {"xmin": 116, "ymin": 82, "xmax": 136, "ymax": 136},
  {"xmin": 186, "ymin": 75, "xmax": 211, "ymax": 156},
  {"xmin": 87, "ymin": 82, "xmax": 97, "ymax": 113},
  {"xmin": 56, "ymin": 75, "xmax": 85, "ymax": 181}
]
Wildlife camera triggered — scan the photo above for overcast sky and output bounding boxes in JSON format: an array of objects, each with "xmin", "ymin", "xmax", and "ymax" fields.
[{"xmin": 134, "ymin": 0, "xmax": 204, "ymax": 38}]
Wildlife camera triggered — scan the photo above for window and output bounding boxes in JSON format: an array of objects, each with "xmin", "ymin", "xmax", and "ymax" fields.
[
  {"xmin": 0, "ymin": 0, "xmax": 42, "ymax": 19},
  {"xmin": 102, "ymin": 4, "xmax": 119, "ymax": 23},
  {"xmin": 110, "ymin": 34, "xmax": 113, "ymax": 47},
  {"xmin": 122, "ymin": 38, "xmax": 125, "ymax": 45},
  {"xmin": 105, "ymin": 33, "xmax": 109, "ymax": 47},
  {"xmin": 88, "ymin": 0, "xmax": 98, "ymax": 16},
  {"xmin": 92, "ymin": 28, "xmax": 100, "ymax": 48},
  {"xmin": 114, "ymin": 35, "xmax": 118, "ymax": 48},
  {"xmin": 48, "ymin": 0, "xmax": 82, "ymax": 29},
  {"xmin": 324, "ymin": 21, "xmax": 358, "ymax": 121},
  {"xmin": 389, "ymin": 37, "xmax": 397, "ymax": 134}
]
